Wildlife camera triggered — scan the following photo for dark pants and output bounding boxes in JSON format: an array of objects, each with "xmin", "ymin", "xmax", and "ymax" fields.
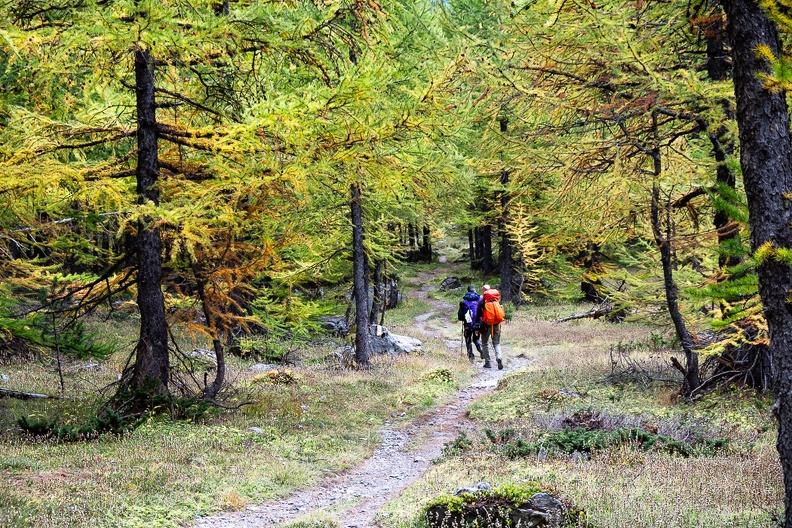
[{"xmin": 464, "ymin": 324, "xmax": 483, "ymax": 358}]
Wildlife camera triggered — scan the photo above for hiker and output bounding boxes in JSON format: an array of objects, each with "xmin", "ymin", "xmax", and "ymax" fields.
[
  {"xmin": 477, "ymin": 284, "xmax": 505, "ymax": 369},
  {"xmin": 457, "ymin": 285, "xmax": 483, "ymax": 362}
]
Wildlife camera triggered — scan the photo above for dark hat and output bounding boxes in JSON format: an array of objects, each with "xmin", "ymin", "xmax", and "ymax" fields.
[{"xmin": 467, "ymin": 285, "xmax": 476, "ymax": 293}]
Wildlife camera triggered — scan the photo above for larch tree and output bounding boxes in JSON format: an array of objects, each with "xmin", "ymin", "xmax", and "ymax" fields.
[{"xmin": 722, "ymin": 1, "xmax": 792, "ymax": 523}]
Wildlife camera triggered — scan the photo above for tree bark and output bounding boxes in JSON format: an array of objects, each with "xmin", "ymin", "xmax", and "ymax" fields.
[
  {"xmin": 468, "ymin": 229, "xmax": 476, "ymax": 269},
  {"xmin": 482, "ymin": 224, "xmax": 495, "ymax": 273},
  {"xmin": 351, "ymin": 182, "xmax": 370, "ymax": 367},
  {"xmin": 130, "ymin": 47, "xmax": 169, "ymax": 397},
  {"xmin": 421, "ymin": 224, "xmax": 432, "ymax": 262},
  {"xmin": 724, "ymin": 3, "xmax": 792, "ymax": 523},
  {"xmin": 193, "ymin": 262, "xmax": 225, "ymax": 400},
  {"xmin": 499, "ymin": 168, "xmax": 520, "ymax": 304},
  {"xmin": 370, "ymin": 258, "xmax": 383, "ymax": 325},
  {"xmin": 649, "ymin": 111, "xmax": 700, "ymax": 396},
  {"xmin": 704, "ymin": 13, "xmax": 742, "ymax": 267}
]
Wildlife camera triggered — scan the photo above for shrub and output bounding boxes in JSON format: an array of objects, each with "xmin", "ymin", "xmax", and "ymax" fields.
[{"xmin": 484, "ymin": 426, "xmax": 729, "ymax": 458}]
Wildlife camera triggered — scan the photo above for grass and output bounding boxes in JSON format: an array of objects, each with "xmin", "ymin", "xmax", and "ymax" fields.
[
  {"xmin": 0, "ymin": 306, "xmax": 472, "ymax": 527},
  {"xmin": 377, "ymin": 301, "xmax": 784, "ymax": 528},
  {"xmin": 0, "ymin": 268, "xmax": 785, "ymax": 528}
]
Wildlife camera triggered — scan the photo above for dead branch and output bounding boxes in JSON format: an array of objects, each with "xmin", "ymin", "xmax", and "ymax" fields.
[
  {"xmin": 556, "ymin": 303, "xmax": 614, "ymax": 323},
  {"xmin": 0, "ymin": 388, "xmax": 56, "ymax": 400}
]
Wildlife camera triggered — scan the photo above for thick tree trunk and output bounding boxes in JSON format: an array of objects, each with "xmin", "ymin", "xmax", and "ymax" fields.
[
  {"xmin": 351, "ymin": 182, "xmax": 370, "ymax": 367},
  {"xmin": 724, "ymin": 3, "xmax": 792, "ymax": 523},
  {"xmin": 130, "ymin": 48, "xmax": 169, "ymax": 397}
]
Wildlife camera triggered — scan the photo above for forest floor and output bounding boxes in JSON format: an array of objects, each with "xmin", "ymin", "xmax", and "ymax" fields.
[
  {"xmin": 191, "ymin": 266, "xmax": 525, "ymax": 528},
  {"xmin": 1, "ymin": 253, "xmax": 783, "ymax": 528}
]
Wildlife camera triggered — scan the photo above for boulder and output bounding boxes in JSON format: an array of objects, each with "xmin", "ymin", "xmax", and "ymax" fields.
[
  {"xmin": 368, "ymin": 325, "xmax": 422, "ymax": 355},
  {"xmin": 425, "ymin": 487, "xmax": 568, "ymax": 528},
  {"xmin": 186, "ymin": 348, "xmax": 217, "ymax": 370},
  {"xmin": 319, "ymin": 316, "xmax": 350, "ymax": 337},
  {"xmin": 440, "ymin": 276, "xmax": 462, "ymax": 291}
]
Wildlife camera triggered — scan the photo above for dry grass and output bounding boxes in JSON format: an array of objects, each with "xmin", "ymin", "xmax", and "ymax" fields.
[
  {"xmin": 377, "ymin": 301, "xmax": 784, "ymax": 528},
  {"xmin": 0, "ymin": 309, "xmax": 473, "ymax": 528}
]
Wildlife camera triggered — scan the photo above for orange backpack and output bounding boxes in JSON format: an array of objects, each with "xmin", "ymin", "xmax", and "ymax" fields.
[{"xmin": 481, "ymin": 289, "xmax": 505, "ymax": 325}]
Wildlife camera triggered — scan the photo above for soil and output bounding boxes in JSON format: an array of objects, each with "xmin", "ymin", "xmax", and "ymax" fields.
[{"xmin": 191, "ymin": 270, "xmax": 523, "ymax": 528}]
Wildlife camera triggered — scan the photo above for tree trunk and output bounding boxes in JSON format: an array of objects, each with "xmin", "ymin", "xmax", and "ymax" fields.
[
  {"xmin": 129, "ymin": 47, "xmax": 169, "ymax": 398},
  {"xmin": 351, "ymin": 182, "xmax": 370, "ymax": 367},
  {"xmin": 704, "ymin": 13, "xmax": 742, "ymax": 268},
  {"xmin": 193, "ymin": 262, "xmax": 225, "ymax": 400},
  {"xmin": 473, "ymin": 227, "xmax": 483, "ymax": 270},
  {"xmin": 370, "ymin": 259, "xmax": 383, "ymax": 325},
  {"xmin": 499, "ymin": 168, "xmax": 520, "ymax": 304},
  {"xmin": 421, "ymin": 224, "xmax": 432, "ymax": 262},
  {"xmin": 468, "ymin": 229, "xmax": 476, "ymax": 269},
  {"xmin": 482, "ymin": 224, "xmax": 494, "ymax": 273},
  {"xmin": 650, "ymin": 111, "xmax": 700, "ymax": 397},
  {"xmin": 581, "ymin": 242, "xmax": 604, "ymax": 302},
  {"xmin": 724, "ymin": 3, "xmax": 792, "ymax": 523}
]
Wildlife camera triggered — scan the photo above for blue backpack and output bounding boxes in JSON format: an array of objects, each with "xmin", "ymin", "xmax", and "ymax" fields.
[{"xmin": 460, "ymin": 292, "xmax": 479, "ymax": 326}]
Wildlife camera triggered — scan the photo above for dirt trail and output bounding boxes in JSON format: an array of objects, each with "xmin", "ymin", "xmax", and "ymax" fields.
[{"xmin": 191, "ymin": 270, "xmax": 522, "ymax": 528}]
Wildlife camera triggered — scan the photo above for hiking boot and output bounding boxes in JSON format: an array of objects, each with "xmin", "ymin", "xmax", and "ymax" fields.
[
  {"xmin": 497, "ymin": 359, "xmax": 503, "ymax": 370},
  {"xmin": 467, "ymin": 352, "xmax": 475, "ymax": 362},
  {"xmin": 483, "ymin": 361, "xmax": 492, "ymax": 369}
]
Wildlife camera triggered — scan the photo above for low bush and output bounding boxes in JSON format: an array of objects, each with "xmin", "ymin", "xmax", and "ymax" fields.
[{"xmin": 483, "ymin": 426, "xmax": 729, "ymax": 459}]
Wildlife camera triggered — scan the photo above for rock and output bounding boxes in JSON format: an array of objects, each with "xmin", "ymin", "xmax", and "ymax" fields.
[
  {"xmin": 528, "ymin": 492, "xmax": 566, "ymax": 514},
  {"xmin": 247, "ymin": 427, "xmax": 266, "ymax": 435},
  {"xmin": 368, "ymin": 325, "xmax": 422, "ymax": 355},
  {"xmin": 248, "ymin": 363, "xmax": 277, "ymax": 373},
  {"xmin": 319, "ymin": 316, "xmax": 349, "ymax": 336},
  {"xmin": 514, "ymin": 492, "xmax": 567, "ymax": 527},
  {"xmin": 455, "ymin": 481, "xmax": 491, "ymax": 496},
  {"xmin": 427, "ymin": 488, "xmax": 568, "ymax": 528},
  {"xmin": 186, "ymin": 348, "xmax": 216, "ymax": 370},
  {"xmin": 569, "ymin": 450, "xmax": 590, "ymax": 462},
  {"xmin": 440, "ymin": 276, "xmax": 462, "ymax": 290},
  {"xmin": 510, "ymin": 508, "xmax": 550, "ymax": 527},
  {"xmin": 0, "ymin": 373, "xmax": 8, "ymax": 381}
]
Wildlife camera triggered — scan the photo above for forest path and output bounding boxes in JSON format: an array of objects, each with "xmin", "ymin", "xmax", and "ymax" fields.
[{"xmin": 190, "ymin": 267, "xmax": 525, "ymax": 528}]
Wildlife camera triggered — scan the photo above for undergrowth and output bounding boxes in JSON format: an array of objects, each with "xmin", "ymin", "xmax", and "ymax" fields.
[{"xmin": 481, "ymin": 426, "xmax": 729, "ymax": 458}]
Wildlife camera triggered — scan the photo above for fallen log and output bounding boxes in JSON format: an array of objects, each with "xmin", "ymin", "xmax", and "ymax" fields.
[
  {"xmin": 556, "ymin": 303, "xmax": 614, "ymax": 323},
  {"xmin": 0, "ymin": 388, "xmax": 54, "ymax": 400}
]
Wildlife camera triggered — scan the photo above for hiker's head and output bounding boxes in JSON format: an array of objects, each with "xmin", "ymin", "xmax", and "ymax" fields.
[
  {"xmin": 483, "ymin": 284, "xmax": 491, "ymax": 291},
  {"xmin": 467, "ymin": 285, "xmax": 476, "ymax": 293}
]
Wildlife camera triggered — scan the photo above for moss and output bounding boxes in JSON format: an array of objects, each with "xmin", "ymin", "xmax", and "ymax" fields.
[{"xmin": 420, "ymin": 483, "xmax": 563, "ymax": 528}]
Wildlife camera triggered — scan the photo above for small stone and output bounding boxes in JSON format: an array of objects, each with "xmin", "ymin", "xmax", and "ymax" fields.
[
  {"xmin": 570, "ymin": 450, "xmax": 590, "ymax": 462},
  {"xmin": 247, "ymin": 427, "xmax": 265, "ymax": 435}
]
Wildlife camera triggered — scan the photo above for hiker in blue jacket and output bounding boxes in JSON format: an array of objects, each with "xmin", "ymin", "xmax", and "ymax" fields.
[{"xmin": 457, "ymin": 285, "xmax": 483, "ymax": 362}]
